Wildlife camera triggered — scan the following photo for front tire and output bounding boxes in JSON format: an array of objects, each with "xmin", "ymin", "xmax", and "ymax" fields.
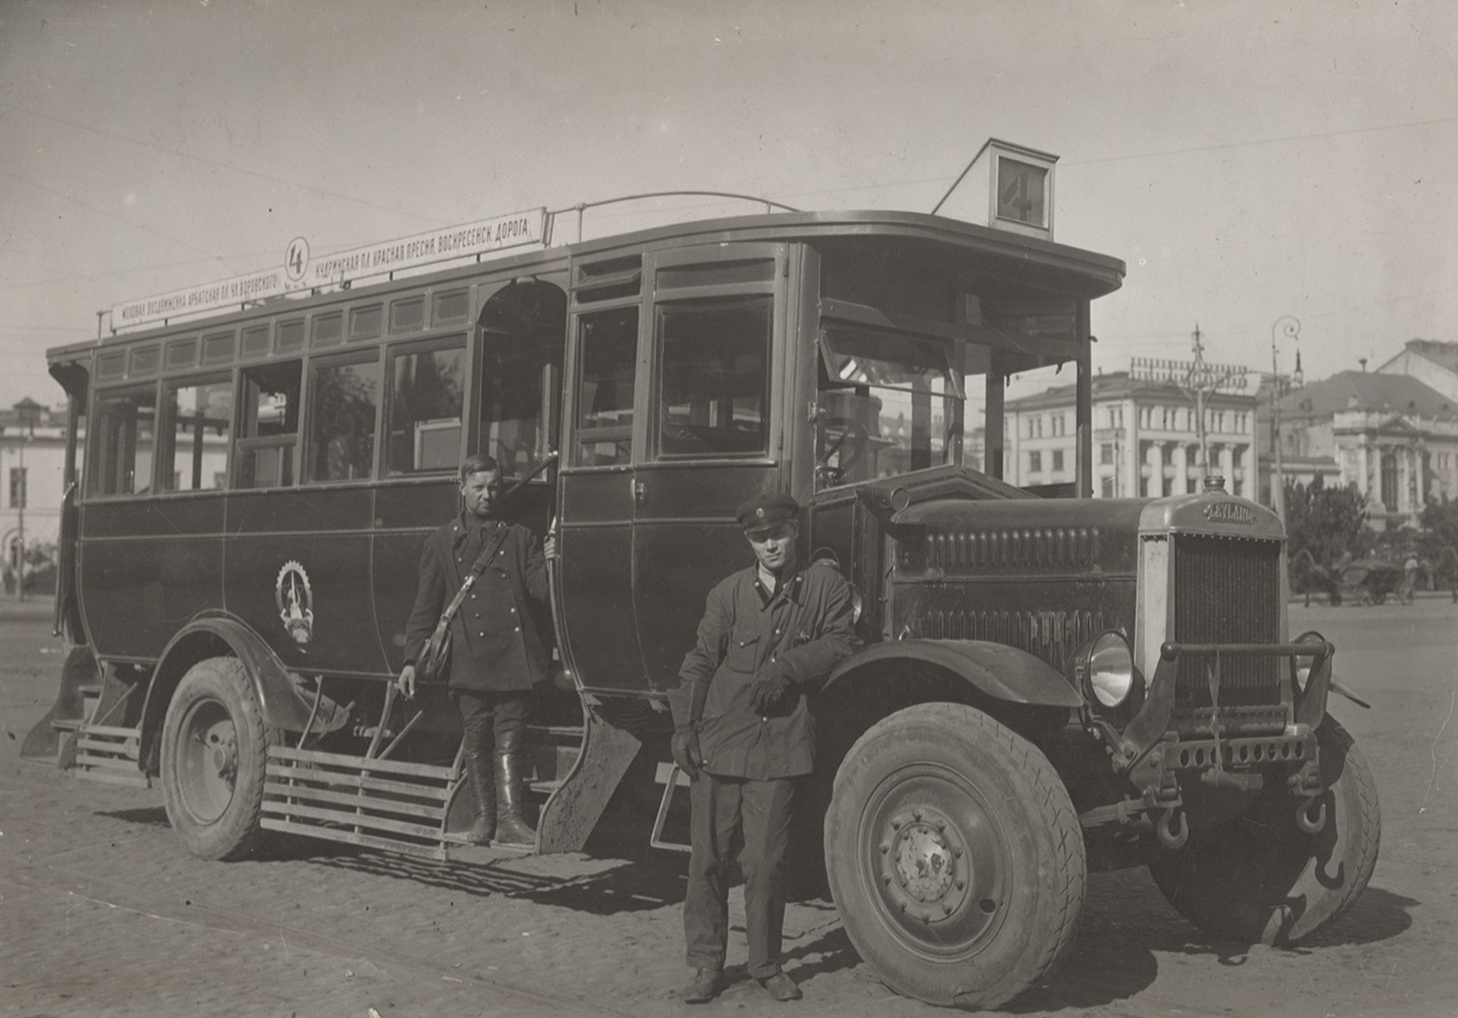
[
  {"xmin": 160, "ymin": 657, "xmax": 276, "ymax": 860},
  {"xmin": 1149, "ymin": 717, "xmax": 1380, "ymax": 944},
  {"xmin": 824, "ymin": 703, "xmax": 1085, "ymax": 1009}
]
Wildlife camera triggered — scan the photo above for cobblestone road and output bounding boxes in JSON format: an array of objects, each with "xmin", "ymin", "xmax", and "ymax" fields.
[{"xmin": 4, "ymin": 599, "xmax": 1457, "ymax": 1017}]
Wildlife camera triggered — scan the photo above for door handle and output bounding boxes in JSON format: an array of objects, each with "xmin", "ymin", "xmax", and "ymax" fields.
[{"xmin": 633, "ymin": 478, "xmax": 646, "ymax": 506}]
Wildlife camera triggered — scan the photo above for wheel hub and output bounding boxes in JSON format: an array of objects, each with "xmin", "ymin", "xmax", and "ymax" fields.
[{"xmin": 882, "ymin": 807, "xmax": 970, "ymax": 923}]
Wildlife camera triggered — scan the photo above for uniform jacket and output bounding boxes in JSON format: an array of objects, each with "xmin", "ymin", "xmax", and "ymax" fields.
[
  {"xmin": 677, "ymin": 560, "xmax": 859, "ymax": 779},
  {"xmin": 403, "ymin": 512, "xmax": 550, "ymax": 692}
]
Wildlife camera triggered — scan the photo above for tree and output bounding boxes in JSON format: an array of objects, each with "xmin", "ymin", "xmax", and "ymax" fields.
[
  {"xmin": 1419, "ymin": 497, "xmax": 1458, "ymax": 591},
  {"xmin": 1284, "ymin": 477, "xmax": 1370, "ymax": 569}
]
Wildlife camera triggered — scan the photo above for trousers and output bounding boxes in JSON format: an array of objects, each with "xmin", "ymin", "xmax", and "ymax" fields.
[
  {"xmin": 683, "ymin": 773, "xmax": 794, "ymax": 979},
  {"xmin": 452, "ymin": 689, "xmax": 528, "ymax": 746}
]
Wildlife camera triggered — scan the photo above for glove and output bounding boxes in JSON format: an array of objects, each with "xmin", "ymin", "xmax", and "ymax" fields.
[
  {"xmin": 671, "ymin": 727, "xmax": 701, "ymax": 779},
  {"xmin": 748, "ymin": 672, "xmax": 793, "ymax": 714}
]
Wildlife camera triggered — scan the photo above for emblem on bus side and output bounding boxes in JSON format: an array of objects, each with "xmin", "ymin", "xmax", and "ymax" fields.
[
  {"xmin": 1204, "ymin": 501, "xmax": 1255, "ymax": 525},
  {"xmin": 275, "ymin": 561, "xmax": 315, "ymax": 645}
]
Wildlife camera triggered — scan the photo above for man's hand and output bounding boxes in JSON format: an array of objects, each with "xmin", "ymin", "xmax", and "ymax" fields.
[
  {"xmin": 543, "ymin": 535, "xmax": 558, "ymax": 561},
  {"xmin": 396, "ymin": 663, "xmax": 417, "ymax": 700},
  {"xmin": 748, "ymin": 672, "xmax": 793, "ymax": 713},
  {"xmin": 671, "ymin": 727, "xmax": 701, "ymax": 779}
]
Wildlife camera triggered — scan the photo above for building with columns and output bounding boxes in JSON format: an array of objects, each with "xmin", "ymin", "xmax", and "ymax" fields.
[
  {"xmin": 1001, "ymin": 370, "xmax": 1257, "ymax": 499},
  {"xmin": 1272, "ymin": 371, "xmax": 1458, "ymax": 530}
]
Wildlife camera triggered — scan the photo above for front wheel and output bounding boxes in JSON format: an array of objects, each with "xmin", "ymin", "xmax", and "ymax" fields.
[
  {"xmin": 1149, "ymin": 717, "xmax": 1380, "ymax": 944},
  {"xmin": 824, "ymin": 703, "xmax": 1085, "ymax": 1009},
  {"xmin": 160, "ymin": 657, "xmax": 276, "ymax": 860}
]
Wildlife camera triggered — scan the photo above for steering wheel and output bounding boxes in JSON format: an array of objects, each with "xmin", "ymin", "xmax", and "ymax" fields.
[{"xmin": 817, "ymin": 416, "xmax": 869, "ymax": 476}]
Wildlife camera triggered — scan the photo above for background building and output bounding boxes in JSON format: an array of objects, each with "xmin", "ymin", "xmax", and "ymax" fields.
[
  {"xmin": 1, "ymin": 398, "xmax": 70, "ymax": 592},
  {"xmin": 1002, "ymin": 365, "xmax": 1257, "ymax": 499},
  {"xmin": 1271, "ymin": 371, "xmax": 1458, "ymax": 530}
]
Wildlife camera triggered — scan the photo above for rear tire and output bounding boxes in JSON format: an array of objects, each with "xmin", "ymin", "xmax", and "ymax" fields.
[
  {"xmin": 824, "ymin": 703, "xmax": 1085, "ymax": 1009},
  {"xmin": 1149, "ymin": 717, "xmax": 1380, "ymax": 944},
  {"xmin": 160, "ymin": 657, "xmax": 276, "ymax": 860}
]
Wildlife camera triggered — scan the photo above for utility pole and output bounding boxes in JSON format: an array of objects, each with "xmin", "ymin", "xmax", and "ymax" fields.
[
  {"xmin": 1183, "ymin": 323, "xmax": 1246, "ymax": 483},
  {"xmin": 1270, "ymin": 316, "xmax": 1302, "ymax": 520}
]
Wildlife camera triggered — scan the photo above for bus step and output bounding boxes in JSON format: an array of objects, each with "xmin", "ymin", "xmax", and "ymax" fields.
[
  {"xmin": 71, "ymin": 723, "xmax": 150, "ymax": 789},
  {"xmin": 260, "ymin": 745, "xmax": 457, "ymax": 861}
]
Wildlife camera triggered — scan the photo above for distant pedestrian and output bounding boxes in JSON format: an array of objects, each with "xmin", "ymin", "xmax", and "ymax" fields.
[
  {"xmin": 671, "ymin": 492, "xmax": 859, "ymax": 1004},
  {"xmin": 1403, "ymin": 551, "xmax": 1420, "ymax": 604}
]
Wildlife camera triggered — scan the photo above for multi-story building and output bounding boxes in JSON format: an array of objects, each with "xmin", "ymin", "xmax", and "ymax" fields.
[
  {"xmin": 1, "ymin": 398, "xmax": 70, "ymax": 591},
  {"xmin": 1272, "ymin": 370, "xmax": 1458, "ymax": 530},
  {"xmin": 1001, "ymin": 367, "xmax": 1257, "ymax": 499}
]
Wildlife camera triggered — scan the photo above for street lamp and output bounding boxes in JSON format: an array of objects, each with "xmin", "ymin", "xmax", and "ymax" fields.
[{"xmin": 1270, "ymin": 315, "xmax": 1301, "ymax": 520}]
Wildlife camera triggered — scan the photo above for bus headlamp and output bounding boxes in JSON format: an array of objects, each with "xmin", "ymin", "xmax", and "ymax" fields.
[{"xmin": 1086, "ymin": 631, "xmax": 1135, "ymax": 708}]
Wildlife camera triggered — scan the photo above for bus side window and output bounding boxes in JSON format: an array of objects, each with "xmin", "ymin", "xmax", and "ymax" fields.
[
  {"xmin": 235, "ymin": 361, "xmax": 302, "ymax": 489},
  {"xmin": 306, "ymin": 352, "xmax": 381, "ymax": 483},
  {"xmin": 478, "ymin": 280, "xmax": 567, "ymax": 477},
  {"xmin": 570, "ymin": 307, "xmax": 638, "ymax": 468},
  {"xmin": 655, "ymin": 296, "xmax": 771, "ymax": 458},
  {"xmin": 387, "ymin": 338, "xmax": 466, "ymax": 475},
  {"xmin": 160, "ymin": 376, "xmax": 232, "ymax": 492},
  {"xmin": 90, "ymin": 385, "xmax": 157, "ymax": 497}
]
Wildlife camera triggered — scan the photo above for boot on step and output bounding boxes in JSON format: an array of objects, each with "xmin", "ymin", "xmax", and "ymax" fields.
[
  {"xmin": 462, "ymin": 734, "xmax": 496, "ymax": 845},
  {"xmin": 493, "ymin": 728, "xmax": 537, "ymax": 846}
]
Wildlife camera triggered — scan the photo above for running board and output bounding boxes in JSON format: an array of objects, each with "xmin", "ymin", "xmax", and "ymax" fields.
[
  {"xmin": 261, "ymin": 745, "xmax": 461, "ymax": 861},
  {"xmin": 69, "ymin": 723, "xmax": 149, "ymax": 789}
]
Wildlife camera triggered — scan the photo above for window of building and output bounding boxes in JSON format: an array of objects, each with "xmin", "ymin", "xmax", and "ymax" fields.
[
  {"xmin": 160, "ymin": 377, "xmax": 232, "ymax": 492},
  {"xmin": 90, "ymin": 385, "xmax": 157, "ymax": 496},
  {"xmin": 1100, "ymin": 443, "xmax": 1114, "ymax": 466},
  {"xmin": 388, "ymin": 341, "xmax": 466, "ymax": 475},
  {"xmin": 1380, "ymin": 450, "xmax": 1398, "ymax": 509},
  {"xmin": 9, "ymin": 467, "xmax": 25, "ymax": 509},
  {"xmin": 656, "ymin": 296, "xmax": 770, "ymax": 458},
  {"xmin": 236, "ymin": 361, "xmax": 302, "ymax": 489},
  {"xmin": 1029, "ymin": 450, "xmax": 1042, "ymax": 473},
  {"xmin": 1052, "ymin": 449, "xmax": 1064, "ymax": 472},
  {"xmin": 571, "ymin": 307, "xmax": 639, "ymax": 467},
  {"xmin": 307, "ymin": 353, "xmax": 381, "ymax": 483},
  {"xmin": 1100, "ymin": 475, "xmax": 1115, "ymax": 498}
]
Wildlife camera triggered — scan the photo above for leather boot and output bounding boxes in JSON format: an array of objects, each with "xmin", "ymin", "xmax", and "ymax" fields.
[
  {"xmin": 493, "ymin": 728, "xmax": 537, "ymax": 846},
  {"xmin": 462, "ymin": 732, "xmax": 496, "ymax": 845}
]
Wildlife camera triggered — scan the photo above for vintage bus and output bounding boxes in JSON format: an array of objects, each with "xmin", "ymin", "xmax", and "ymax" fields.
[{"xmin": 25, "ymin": 159, "xmax": 1378, "ymax": 1007}]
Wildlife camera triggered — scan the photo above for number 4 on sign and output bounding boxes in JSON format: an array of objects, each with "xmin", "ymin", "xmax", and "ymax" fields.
[{"xmin": 285, "ymin": 237, "xmax": 310, "ymax": 284}]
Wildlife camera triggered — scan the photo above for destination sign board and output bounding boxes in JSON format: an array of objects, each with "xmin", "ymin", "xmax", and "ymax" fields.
[{"xmin": 111, "ymin": 208, "xmax": 547, "ymax": 331}]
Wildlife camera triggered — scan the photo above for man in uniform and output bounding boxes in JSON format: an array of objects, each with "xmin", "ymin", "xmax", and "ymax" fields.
[
  {"xmin": 671, "ymin": 492, "xmax": 859, "ymax": 1003},
  {"xmin": 397, "ymin": 453, "xmax": 553, "ymax": 846}
]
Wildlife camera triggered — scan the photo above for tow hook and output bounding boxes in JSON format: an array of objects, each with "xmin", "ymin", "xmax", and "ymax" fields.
[
  {"xmin": 1295, "ymin": 797, "xmax": 1327, "ymax": 835},
  {"xmin": 1156, "ymin": 808, "xmax": 1189, "ymax": 849}
]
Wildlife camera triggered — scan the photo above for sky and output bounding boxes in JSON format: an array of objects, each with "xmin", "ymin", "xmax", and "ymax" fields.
[{"xmin": 1, "ymin": 0, "xmax": 1455, "ymax": 410}]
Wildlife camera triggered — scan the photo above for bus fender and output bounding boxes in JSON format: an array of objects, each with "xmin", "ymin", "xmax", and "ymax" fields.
[
  {"xmin": 138, "ymin": 615, "xmax": 345, "ymax": 772},
  {"xmin": 823, "ymin": 639, "xmax": 1084, "ymax": 708}
]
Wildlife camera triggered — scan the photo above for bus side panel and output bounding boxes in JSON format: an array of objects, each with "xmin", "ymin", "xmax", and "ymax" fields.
[
  {"xmin": 371, "ymin": 480, "xmax": 461, "ymax": 674},
  {"xmin": 78, "ymin": 497, "xmax": 225, "ymax": 660},
  {"xmin": 633, "ymin": 462, "xmax": 776, "ymax": 690},
  {"xmin": 223, "ymin": 488, "xmax": 383, "ymax": 675}
]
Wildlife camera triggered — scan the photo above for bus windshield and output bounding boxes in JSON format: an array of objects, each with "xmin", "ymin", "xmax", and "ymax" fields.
[{"xmin": 815, "ymin": 323, "xmax": 964, "ymax": 488}]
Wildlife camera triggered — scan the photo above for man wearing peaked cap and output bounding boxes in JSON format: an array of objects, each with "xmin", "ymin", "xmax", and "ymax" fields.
[
  {"xmin": 670, "ymin": 491, "xmax": 860, "ymax": 1004},
  {"xmin": 736, "ymin": 491, "xmax": 800, "ymax": 535}
]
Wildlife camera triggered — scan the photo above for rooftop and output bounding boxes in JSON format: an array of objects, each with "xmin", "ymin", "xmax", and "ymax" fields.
[{"xmin": 1277, "ymin": 371, "xmax": 1456, "ymax": 421}]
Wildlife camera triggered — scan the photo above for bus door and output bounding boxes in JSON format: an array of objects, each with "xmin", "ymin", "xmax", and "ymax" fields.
[
  {"xmin": 557, "ymin": 254, "xmax": 650, "ymax": 693},
  {"xmin": 632, "ymin": 242, "xmax": 788, "ymax": 691}
]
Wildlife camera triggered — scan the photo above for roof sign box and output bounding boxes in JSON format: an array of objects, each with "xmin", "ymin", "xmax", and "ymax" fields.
[
  {"xmin": 933, "ymin": 139, "xmax": 1057, "ymax": 241},
  {"xmin": 111, "ymin": 208, "xmax": 547, "ymax": 332}
]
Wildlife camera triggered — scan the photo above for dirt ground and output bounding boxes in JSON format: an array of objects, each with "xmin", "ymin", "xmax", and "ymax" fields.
[{"xmin": 3, "ymin": 596, "xmax": 1456, "ymax": 1018}]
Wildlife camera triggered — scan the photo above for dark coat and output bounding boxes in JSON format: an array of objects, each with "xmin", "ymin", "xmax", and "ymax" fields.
[
  {"xmin": 403, "ymin": 512, "xmax": 550, "ymax": 692},
  {"xmin": 677, "ymin": 561, "xmax": 859, "ymax": 779}
]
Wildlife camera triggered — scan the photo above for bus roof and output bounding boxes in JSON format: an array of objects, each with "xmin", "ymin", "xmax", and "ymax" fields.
[{"xmin": 48, "ymin": 208, "xmax": 1125, "ymax": 363}]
